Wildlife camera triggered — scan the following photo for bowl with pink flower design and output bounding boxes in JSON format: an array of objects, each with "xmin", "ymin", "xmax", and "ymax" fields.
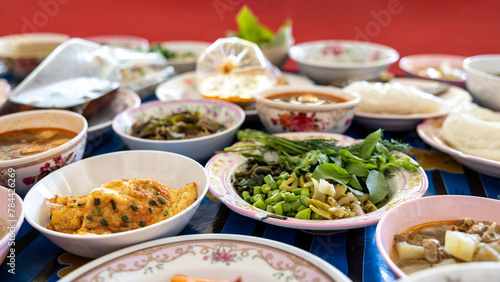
[
  {"xmin": 255, "ymin": 85, "xmax": 360, "ymax": 133},
  {"xmin": 0, "ymin": 110, "xmax": 87, "ymax": 197}
]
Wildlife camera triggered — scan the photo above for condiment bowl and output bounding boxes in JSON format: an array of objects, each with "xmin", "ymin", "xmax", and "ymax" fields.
[
  {"xmin": 0, "ymin": 33, "xmax": 69, "ymax": 79},
  {"xmin": 255, "ymin": 85, "xmax": 360, "ymax": 133},
  {"xmin": 375, "ymin": 195, "xmax": 500, "ymax": 279},
  {"xmin": 463, "ymin": 54, "xmax": 500, "ymax": 111},
  {"xmin": 0, "ymin": 185, "xmax": 24, "ymax": 265},
  {"xmin": 288, "ymin": 40, "xmax": 399, "ymax": 85},
  {"xmin": 112, "ymin": 99, "xmax": 245, "ymax": 163},
  {"xmin": 23, "ymin": 150, "xmax": 209, "ymax": 258},
  {"xmin": 399, "ymin": 54, "xmax": 467, "ymax": 88},
  {"xmin": 0, "ymin": 110, "xmax": 88, "ymax": 197}
]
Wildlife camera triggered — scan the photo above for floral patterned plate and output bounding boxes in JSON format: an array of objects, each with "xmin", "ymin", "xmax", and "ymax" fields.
[
  {"xmin": 60, "ymin": 234, "xmax": 350, "ymax": 282},
  {"xmin": 417, "ymin": 117, "xmax": 500, "ymax": 178},
  {"xmin": 155, "ymin": 71, "xmax": 313, "ymax": 120},
  {"xmin": 205, "ymin": 132, "xmax": 428, "ymax": 231}
]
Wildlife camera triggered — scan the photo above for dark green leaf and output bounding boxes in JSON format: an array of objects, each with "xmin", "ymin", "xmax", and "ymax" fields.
[
  {"xmin": 366, "ymin": 170, "xmax": 390, "ymax": 204},
  {"xmin": 360, "ymin": 129, "xmax": 382, "ymax": 160},
  {"xmin": 312, "ymin": 164, "xmax": 352, "ymax": 185}
]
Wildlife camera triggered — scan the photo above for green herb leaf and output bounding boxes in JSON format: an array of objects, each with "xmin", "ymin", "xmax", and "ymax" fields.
[
  {"xmin": 235, "ymin": 5, "xmax": 274, "ymax": 46},
  {"xmin": 312, "ymin": 163, "xmax": 352, "ymax": 185},
  {"xmin": 360, "ymin": 129, "xmax": 382, "ymax": 160},
  {"xmin": 366, "ymin": 170, "xmax": 390, "ymax": 204}
]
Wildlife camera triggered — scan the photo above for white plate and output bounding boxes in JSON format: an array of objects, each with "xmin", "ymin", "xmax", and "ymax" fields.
[
  {"xmin": 354, "ymin": 77, "xmax": 472, "ymax": 131},
  {"xmin": 205, "ymin": 132, "xmax": 428, "ymax": 231},
  {"xmin": 86, "ymin": 88, "xmax": 141, "ymax": 141},
  {"xmin": 155, "ymin": 71, "xmax": 313, "ymax": 119},
  {"xmin": 417, "ymin": 117, "xmax": 500, "ymax": 178},
  {"xmin": 60, "ymin": 234, "xmax": 350, "ymax": 282},
  {"xmin": 397, "ymin": 262, "xmax": 500, "ymax": 282}
]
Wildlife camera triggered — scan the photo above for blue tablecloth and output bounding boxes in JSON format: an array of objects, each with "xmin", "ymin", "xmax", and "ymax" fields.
[{"xmin": 1, "ymin": 93, "xmax": 499, "ymax": 282}]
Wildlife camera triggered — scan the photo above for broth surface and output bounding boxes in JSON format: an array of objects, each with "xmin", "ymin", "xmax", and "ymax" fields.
[
  {"xmin": 0, "ymin": 127, "xmax": 77, "ymax": 160},
  {"xmin": 267, "ymin": 92, "xmax": 348, "ymax": 105}
]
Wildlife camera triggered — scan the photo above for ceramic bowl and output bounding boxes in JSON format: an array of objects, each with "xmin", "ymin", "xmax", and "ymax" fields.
[
  {"xmin": 463, "ymin": 54, "xmax": 500, "ymax": 111},
  {"xmin": 84, "ymin": 35, "xmax": 149, "ymax": 51},
  {"xmin": 0, "ymin": 110, "xmax": 88, "ymax": 197},
  {"xmin": 261, "ymin": 37, "xmax": 295, "ymax": 69},
  {"xmin": 375, "ymin": 195, "xmax": 500, "ymax": 279},
  {"xmin": 23, "ymin": 150, "xmax": 210, "ymax": 258},
  {"xmin": 0, "ymin": 33, "xmax": 69, "ymax": 78},
  {"xmin": 255, "ymin": 85, "xmax": 360, "ymax": 133},
  {"xmin": 399, "ymin": 54, "xmax": 467, "ymax": 88},
  {"xmin": 397, "ymin": 262, "xmax": 500, "ymax": 282},
  {"xmin": 112, "ymin": 99, "xmax": 245, "ymax": 163},
  {"xmin": 150, "ymin": 41, "xmax": 211, "ymax": 74},
  {"xmin": 288, "ymin": 40, "xmax": 399, "ymax": 85},
  {"xmin": 0, "ymin": 185, "xmax": 24, "ymax": 265}
]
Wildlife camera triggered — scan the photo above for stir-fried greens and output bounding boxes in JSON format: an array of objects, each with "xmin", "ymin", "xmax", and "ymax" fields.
[
  {"xmin": 223, "ymin": 129, "xmax": 419, "ymax": 220},
  {"xmin": 130, "ymin": 111, "xmax": 227, "ymax": 140}
]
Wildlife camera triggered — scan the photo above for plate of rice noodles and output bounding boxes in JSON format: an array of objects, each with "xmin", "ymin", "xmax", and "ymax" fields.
[{"xmin": 417, "ymin": 102, "xmax": 500, "ymax": 178}]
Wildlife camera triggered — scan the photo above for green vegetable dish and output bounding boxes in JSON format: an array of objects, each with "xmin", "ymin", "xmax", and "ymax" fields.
[
  {"xmin": 148, "ymin": 45, "xmax": 196, "ymax": 61},
  {"xmin": 130, "ymin": 111, "xmax": 227, "ymax": 140},
  {"xmin": 223, "ymin": 129, "xmax": 419, "ymax": 220}
]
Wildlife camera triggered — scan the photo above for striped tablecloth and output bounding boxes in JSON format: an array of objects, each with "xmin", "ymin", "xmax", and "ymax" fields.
[{"xmin": 1, "ymin": 102, "xmax": 499, "ymax": 282}]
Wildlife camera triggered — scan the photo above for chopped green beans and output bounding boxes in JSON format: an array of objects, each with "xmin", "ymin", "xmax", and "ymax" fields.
[
  {"xmin": 92, "ymin": 208, "xmax": 101, "ymax": 216},
  {"xmin": 110, "ymin": 200, "xmax": 116, "ymax": 210},
  {"xmin": 94, "ymin": 198, "xmax": 100, "ymax": 205},
  {"xmin": 77, "ymin": 202, "xmax": 84, "ymax": 206},
  {"xmin": 158, "ymin": 197, "xmax": 168, "ymax": 205},
  {"xmin": 163, "ymin": 209, "xmax": 169, "ymax": 216},
  {"xmin": 130, "ymin": 205, "xmax": 138, "ymax": 211},
  {"xmin": 150, "ymin": 200, "xmax": 158, "ymax": 206},
  {"xmin": 139, "ymin": 221, "xmax": 146, "ymax": 227},
  {"xmin": 121, "ymin": 215, "xmax": 128, "ymax": 221},
  {"xmin": 100, "ymin": 219, "xmax": 108, "ymax": 227}
]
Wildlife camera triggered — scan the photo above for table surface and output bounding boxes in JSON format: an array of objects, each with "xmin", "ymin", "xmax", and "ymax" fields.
[{"xmin": 0, "ymin": 83, "xmax": 499, "ymax": 282}]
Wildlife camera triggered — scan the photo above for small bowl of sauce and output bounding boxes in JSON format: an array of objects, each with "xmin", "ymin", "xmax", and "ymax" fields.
[{"xmin": 255, "ymin": 85, "xmax": 360, "ymax": 133}]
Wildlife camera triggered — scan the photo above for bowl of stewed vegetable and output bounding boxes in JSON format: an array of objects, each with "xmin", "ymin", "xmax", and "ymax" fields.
[
  {"xmin": 205, "ymin": 129, "xmax": 428, "ymax": 230},
  {"xmin": 112, "ymin": 98, "xmax": 245, "ymax": 163},
  {"xmin": 376, "ymin": 195, "xmax": 500, "ymax": 279}
]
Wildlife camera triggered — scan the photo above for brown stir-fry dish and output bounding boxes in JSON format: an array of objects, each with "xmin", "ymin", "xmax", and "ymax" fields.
[
  {"xmin": 392, "ymin": 217, "xmax": 500, "ymax": 274},
  {"xmin": 130, "ymin": 111, "xmax": 227, "ymax": 140},
  {"xmin": 46, "ymin": 179, "xmax": 197, "ymax": 235}
]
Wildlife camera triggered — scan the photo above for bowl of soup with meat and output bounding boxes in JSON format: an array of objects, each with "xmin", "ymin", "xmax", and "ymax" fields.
[
  {"xmin": 0, "ymin": 110, "xmax": 87, "ymax": 197},
  {"xmin": 255, "ymin": 85, "xmax": 360, "ymax": 133},
  {"xmin": 375, "ymin": 195, "xmax": 500, "ymax": 279}
]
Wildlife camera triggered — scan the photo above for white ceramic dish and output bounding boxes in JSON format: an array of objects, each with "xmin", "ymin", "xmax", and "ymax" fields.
[
  {"xmin": 354, "ymin": 77, "xmax": 472, "ymax": 131},
  {"xmin": 289, "ymin": 39, "xmax": 399, "ymax": 85},
  {"xmin": 463, "ymin": 54, "xmax": 500, "ymax": 111},
  {"xmin": 23, "ymin": 150, "xmax": 209, "ymax": 258},
  {"xmin": 155, "ymin": 71, "xmax": 313, "ymax": 119},
  {"xmin": 376, "ymin": 195, "xmax": 500, "ymax": 279},
  {"xmin": 86, "ymin": 88, "xmax": 141, "ymax": 142},
  {"xmin": 113, "ymin": 98, "xmax": 245, "ymax": 163},
  {"xmin": 0, "ymin": 110, "xmax": 88, "ymax": 197},
  {"xmin": 417, "ymin": 117, "xmax": 500, "ymax": 178},
  {"xmin": 399, "ymin": 54, "xmax": 467, "ymax": 88},
  {"xmin": 205, "ymin": 132, "xmax": 428, "ymax": 231},
  {"xmin": 150, "ymin": 40, "xmax": 211, "ymax": 74},
  {"xmin": 397, "ymin": 262, "xmax": 500, "ymax": 282},
  {"xmin": 0, "ymin": 186, "xmax": 24, "ymax": 265},
  {"xmin": 84, "ymin": 35, "xmax": 149, "ymax": 51},
  {"xmin": 60, "ymin": 233, "xmax": 350, "ymax": 282}
]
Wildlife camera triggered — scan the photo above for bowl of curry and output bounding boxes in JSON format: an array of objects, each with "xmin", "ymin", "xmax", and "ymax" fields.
[{"xmin": 0, "ymin": 110, "xmax": 88, "ymax": 197}]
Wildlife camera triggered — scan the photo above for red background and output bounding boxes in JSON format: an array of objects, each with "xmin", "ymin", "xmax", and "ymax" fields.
[{"xmin": 1, "ymin": 0, "xmax": 499, "ymax": 74}]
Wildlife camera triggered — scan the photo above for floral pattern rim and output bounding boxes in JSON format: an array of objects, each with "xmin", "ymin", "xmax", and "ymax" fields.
[
  {"xmin": 416, "ymin": 117, "xmax": 500, "ymax": 178},
  {"xmin": 205, "ymin": 132, "xmax": 428, "ymax": 231},
  {"xmin": 61, "ymin": 234, "xmax": 350, "ymax": 282}
]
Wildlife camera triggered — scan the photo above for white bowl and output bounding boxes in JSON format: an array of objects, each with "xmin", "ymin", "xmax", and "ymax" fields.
[
  {"xmin": 261, "ymin": 37, "xmax": 294, "ymax": 69},
  {"xmin": 23, "ymin": 150, "xmax": 209, "ymax": 258},
  {"xmin": 255, "ymin": 85, "xmax": 360, "ymax": 133},
  {"xmin": 84, "ymin": 35, "xmax": 149, "ymax": 51},
  {"xmin": 0, "ymin": 33, "xmax": 69, "ymax": 78},
  {"xmin": 112, "ymin": 99, "xmax": 245, "ymax": 163},
  {"xmin": 0, "ymin": 186, "xmax": 24, "ymax": 265},
  {"xmin": 399, "ymin": 54, "xmax": 467, "ymax": 88},
  {"xmin": 398, "ymin": 262, "xmax": 500, "ymax": 282},
  {"xmin": 376, "ymin": 195, "xmax": 500, "ymax": 279},
  {"xmin": 0, "ymin": 110, "xmax": 88, "ymax": 197},
  {"xmin": 289, "ymin": 39, "xmax": 399, "ymax": 85},
  {"xmin": 463, "ymin": 54, "xmax": 500, "ymax": 111},
  {"xmin": 151, "ymin": 40, "xmax": 211, "ymax": 74}
]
